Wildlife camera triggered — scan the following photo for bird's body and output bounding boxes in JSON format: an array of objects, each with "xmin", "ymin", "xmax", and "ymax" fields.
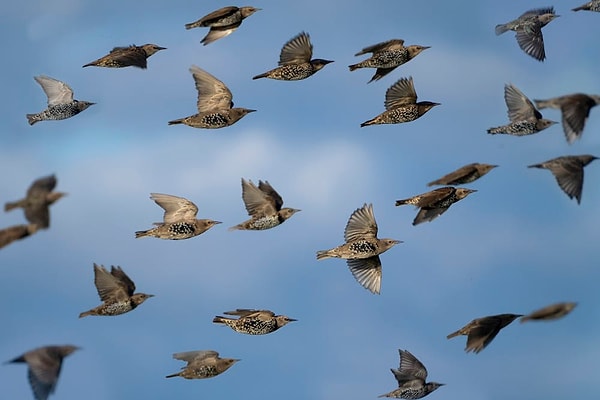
[
  {"xmin": 213, "ymin": 309, "xmax": 296, "ymax": 335},
  {"xmin": 166, "ymin": 350, "xmax": 239, "ymax": 379},
  {"xmin": 379, "ymin": 349, "xmax": 444, "ymax": 399},
  {"xmin": 427, "ymin": 163, "xmax": 497, "ymax": 186},
  {"xmin": 572, "ymin": 1, "xmax": 600, "ymax": 12},
  {"xmin": 0, "ymin": 224, "xmax": 39, "ymax": 249},
  {"xmin": 82, "ymin": 44, "xmax": 166, "ymax": 68},
  {"xmin": 185, "ymin": 6, "xmax": 260, "ymax": 45},
  {"xmin": 447, "ymin": 313, "xmax": 522, "ymax": 353},
  {"xmin": 521, "ymin": 302, "xmax": 577, "ymax": 323},
  {"xmin": 395, "ymin": 187, "xmax": 476, "ymax": 225},
  {"xmin": 534, "ymin": 93, "xmax": 600, "ymax": 143},
  {"xmin": 27, "ymin": 76, "xmax": 94, "ymax": 125}
]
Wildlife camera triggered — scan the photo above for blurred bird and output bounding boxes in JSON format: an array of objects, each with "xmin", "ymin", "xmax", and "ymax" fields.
[
  {"xmin": 316, "ymin": 203, "xmax": 401, "ymax": 294},
  {"xmin": 447, "ymin": 313, "xmax": 522, "ymax": 353},
  {"xmin": 5, "ymin": 345, "xmax": 79, "ymax": 400},
  {"xmin": 495, "ymin": 7, "xmax": 559, "ymax": 61},
  {"xmin": 379, "ymin": 349, "xmax": 444, "ymax": 399},
  {"xmin": 427, "ymin": 163, "xmax": 497, "ymax": 186},
  {"xmin": 527, "ymin": 154, "xmax": 598, "ymax": 204},
  {"xmin": 361, "ymin": 77, "xmax": 439, "ymax": 127},
  {"xmin": 168, "ymin": 65, "xmax": 255, "ymax": 129},
  {"xmin": 229, "ymin": 179, "xmax": 300, "ymax": 231},
  {"xmin": 26, "ymin": 76, "xmax": 94, "ymax": 125},
  {"xmin": 185, "ymin": 6, "xmax": 261, "ymax": 45},
  {"xmin": 79, "ymin": 264, "xmax": 154, "ymax": 318},
  {"xmin": 572, "ymin": 1, "xmax": 600, "ymax": 11},
  {"xmin": 82, "ymin": 44, "xmax": 166, "ymax": 69},
  {"xmin": 166, "ymin": 350, "xmax": 239, "ymax": 379},
  {"xmin": 135, "ymin": 193, "xmax": 221, "ymax": 239},
  {"xmin": 213, "ymin": 309, "xmax": 296, "ymax": 335},
  {"xmin": 521, "ymin": 302, "xmax": 577, "ymax": 323},
  {"xmin": 0, "ymin": 224, "xmax": 39, "ymax": 249},
  {"xmin": 252, "ymin": 32, "xmax": 333, "ymax": 80},
  {"xmin": 395, "ymin": 187, "xmax": 476, "ymax": 226}
]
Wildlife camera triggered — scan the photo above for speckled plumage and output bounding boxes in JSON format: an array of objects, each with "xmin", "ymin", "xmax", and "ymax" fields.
[
  {"xmin": 395, "ymin": 187, "xmax": 476, "ymax": 225},
  {"xmin": 427, "ymin": 163, "xmax": 497, "ymax": 186},
  {"xmin": 379, "ymin": 349, "xmax": 444, "ymax": 399},
  {"xmin": 521, "ymin": 302, "xmax": 577, "ymax": 323},
  {"xmin": 185, "ymin": 6, "xmax": 260, "ymax": 45},
  {"xmin": 0, "ymin": 224, "xmax": 39, "ymax": 249},
  {"xmin": 572, "ymin": 1, "xmax": 600, "ymax": 12},
  {"xmin": 447, "ymin": 313, "xmax": 522, "ymax": 353},
  {"xmin": 83, "ymin": 44, "xmax": 165, "ymax": 68},
  {"xmin": 166, "ymin": 350, "xmax": 239, "ymax": 379},
  {"xmin": 213, "ymin": 309, "xmax": 296, "ymax": 335},
  {"xmin": 534, "ymin": 94, "xmax": 600, "ymax": 143}
]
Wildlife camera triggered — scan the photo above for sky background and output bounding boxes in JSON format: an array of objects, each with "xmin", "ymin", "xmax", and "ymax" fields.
[{"xmin": 1, "ymin": 1, "xmax": 599, "ymax": 399}]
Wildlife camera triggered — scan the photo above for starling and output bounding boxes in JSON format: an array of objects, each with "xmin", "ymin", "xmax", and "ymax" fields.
[
  {"xmin": 213, "ymin": 309, "xmax": 296, "ymax": 335},
  {"xmin": 135, "ymin": 193, "xmax": 221, "ymax": 240},
  {"xmin": 252, "ymin": 32, "xmax": 333, "ymax": 80},
  {"xmin": 520, "ymin": 302, "xmax": 577, "ymax": 323},
  {"xmin": 534, "ymin": 93, "xmax": 600, "ymax": 144},
  {"xmin": 427, "ymin": 163, "xmax": 497, "ymax": 187},
  {"xmin": 395, "ymin": 187, "xmax": 476, "ymax": 226},
  {"xmin": 349, "ymin": 39, "xmax": 430, "ymax": 83},
  {"xmin": 495, "ymin": 7, "xmax": 559, "ymax": 61},
  {"xmin": 6, "ymin": 345, "xmax": 79, "ymax": 400},
  {"xmin": 360, "ymin": 77, "xmax": 439, "ymax": 127},
  {"xmin": 26, "ymin": 76, "xmax": 94, "ymax": 125},
  {"xmin": 79, "ymin": 264, "xmax": 154, "ymax": 318},
  {"xmin": 229, "ymin": 178, "xmax": 300, "ymax": 231},
  {"xmin": 316, "ymin": 203, "xmax": 401, "ymax": 294},
  {"xmin": 572, "ymin": 1, "xmax": 600, "ymax": 12},
  {"xmin": 447, "ymin": 313, "xmax": 522, "ymax": 353},
  {"xmin": 166, "ymin": 350, "xmax": 239, "ymax": 379},
  {"xmin": 527, "ymin": 154, "xmax": 598, "ymax": 204},
  {"xmin": 185, "ymin": 6, "xmax": 261, "ymax": 45},
  {"xmin": 82, "ymin": 44, "xmax": 166, "ymax": 68},
  {"xmin": 379, "ymin": 349, "xmax": 444, "ymax": 399},
  {"xmin": 168, "ymin": 65, "xmax": 255, "ymax": 129},
  {"xmin": 4, "ymin": 174, "xmax": 66, "ymax": 229},
  {"xmin": 0, "ymin": 224, "xmax": 39, "ymax": 249},
  {"xmin": 487, "ymin": 84, "xmax": 557, "ymax": 136}
]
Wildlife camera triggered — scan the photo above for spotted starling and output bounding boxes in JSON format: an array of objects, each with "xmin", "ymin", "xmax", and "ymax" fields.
[
  {"xmin": 349, "ymin": 39, "xmax": 430, "ymax": 83},
  {"xmin": 427, "ymin": 163, "xmax": 497, "ymax": 186},
  {"xmin": 395, "ymin": 187, "xmax": 476, "ymax": 226},
  {"xmin": 6, "ymin": 345, "xmax": 79, "ymax": 400},
  {"xmin": 361, "ymin": 77, "xmax": 439, "ymax": 127},
  {"xmin": 168, "ymin": 65, "xmax": 255, "ymax": 129},
  {"xmin": 495, "ymin": 7, "xmax": 559, "ymax": 61},
  {"xmin": 527, "ymin": 154, "xmax": 598, "ymax": 204},
  {"xmin": 520, "ymin": 302, "xmax": 577, "ymax": 323},
  {"xmin": 487, "ymin": 84, "xmax": 557, "ymax": 136},
  {"xmin": 252, "ymin": 32, "xmax": 333, "ymax": 80},
  {"xmin": 379, "ymin": 349, "xmax": 444, "ymax": 399},
  {"xmin": 26, "ymin": 76, "xmax": 94, "ymax": 125},
  {"xmin": 82, "ymin": 44, "xmax": 166, "ymax": 69},
  {"xmin": 166, "ymin": 350, "xmax": 239, "ymax": 379},
  {"xmin": 185, "ymin": 6, "xmax": 261, "ymax": 45},
  {"xmin": 213, "ymin": 309, "xmax": 296, "ymax": 335},
  {"xmin": 316, "ymin": 203, "xmax": 401, "ymax": 294},
  {"xmin": 135, "ymin": 193, "xmax": 221, "ymax": 239},
  {"xmin": 0, "ymin": 224, "xmax": 39, "ymax": 249},
  {"xmin": 447, "ymin": 313, "xmax": 522, "ymax": 353},
  {"xmin": 572, "ymin": 0, "xmax": 600, "ymax": 11}
]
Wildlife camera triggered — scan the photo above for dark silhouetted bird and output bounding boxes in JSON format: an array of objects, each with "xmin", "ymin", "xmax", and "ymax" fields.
[
  {"xmin": 27, "ymin": 76, "xmax": 94, "ymax": 125},
  {"xmin": 572, "ymin": 1, "xmax": 600, "ymax": 12},
  {"xmin": 427, "ymin": 163, "xmax": 497, "ymax": 186},
  {"xmin": 534, "ymin": 93, "xmax": 600, "ymax": 143},
  {"xmin": 447, "ymin": 313, "xmax": 522, "ymax": 353},
  {"xmin": 168, "ymin": 65, "xmax": 255, "ymax": 129},
  {"xmin": 395, "ymin": 187, "xmax": 476, "ymax": 226},
  {"xmin": 316, "ymin": 203, "xmax": 401, "ymax": 294},
  {"xmin": 521, "ymin": 302, "xmax": 577, "ymax": 323},
  {"xmin": 0, "ymin": 224, "xmax": 39, "ymax": 249},
  {"xmin": 185, "ymin": 6, "xmax": 261, "ymax": 45},
  {"xmin": 135, "ymin": 193, "xmax": 221, "ymax": 239},
  {"xmin": 166, "ymin": 350, "xmax": 239, "ymax": 379},
  {"xmin": 213, "ymin": 309, "xmax": 296, "ymax": 335},
  {"xmin": 82, "ymin": 44, "xmax": 166, "ymax": 69},
  {"xmin": 379, "ymin": 349, "xmax": 444, "ymax": 399}
]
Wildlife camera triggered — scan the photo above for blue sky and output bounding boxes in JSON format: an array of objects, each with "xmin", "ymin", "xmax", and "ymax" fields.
[{"xmin": 2, "ymin": 1, "xmax": 599, "ymax": 399}]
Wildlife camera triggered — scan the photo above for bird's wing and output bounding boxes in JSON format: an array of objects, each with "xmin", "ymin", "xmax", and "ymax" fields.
[
  {"xmin": 504, "ymin": 84, "xmax": 539, "ymax": 122},
  {"xmin": 384, "ymin": 77, "xmax": 417, "ymax": 110},
  {"xmin": 27, "ymin": 175, "xmax": 57, "ymax": 197},
  {"xmin": 198, "ymin": 6, "xmax": 239, "ymax": 25},
  {"xmin": 412, "ymin": 207, "xmax": 449, "ymax": 225},
  {"xmin": 550, "ymin": 159, "xmax": 585, "ymax": 203},
  {"xmin": 258, "ymin": 180, "xmax": 284, "ymax": 210},
  {"xmin": 24, "ymin": 205, "xmax": 50, "ymax": 229},
  {"xmin": 515, "ymin": 27, "xmax": 546, "ymax": 62},
  {"xmin": 240, "ymin": 179, "xmax": 276, "ymax": 216},
  {"xmin": 201, "ymin": 26, "xmax": 239, "ymax": 45},
  {"xmin": 347, "ymin": 256, "xmax": 381, "ymax": 294},
  {"xmin": 93, "ymin": 264, "xmax": 128, "ymax": 302},
  {"xmin": 561, "ymin": 97, "xmax": 592, "ymax": 144},
  {"xmin": 519, "ymin": 7, "xmax": 555, "ymax": 18},
  {"xmin": 25, "ymin": 350, "xmax": 60, "ymax": 400},
  {"xmin": 34, "ymin": 76, "xmax": 74, "ymax": 105},
  {"xmin": 354, "ymin": 39, "xmax": 405, "ymax": 56},
  {"xmin": 172, "ymin": 350, "xmax": 218, "ymax": 363},
  {"xmin": 397, "ymin": 350, "xmax": 428, "ymax": 380},
  {"xmin": 344, "ymin": 203, "xmax": 378, "ymax": 242},
  {"xmin": 110, "ymin": 266, "xmax": 136, "ymax": 296},
  {"xmin": 465, "ymin": 318, "xmax": 502, "ymax": 353},
  {"xmin": 107, "ymin": 46, "xmax": 148, "ymax": 68},
  {"xmin": 150, "ymin": 193, "xmax": 198, "ymax": 223},
  {"xmin": 279, "ymin": 32, "xmax": 313, "ymax": 65},
  {"xmin": 189, "ymin": 65, "xmax": 233, "ymax": 112}
]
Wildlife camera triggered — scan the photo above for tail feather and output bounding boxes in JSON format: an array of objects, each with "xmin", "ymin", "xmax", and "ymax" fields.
[
  {"xmin": 348, "ymin": 64, "xmax": 360, "ymax": 72},
  {"xmin": 494, "ymin": 24, "xmax": 509, "ymax": 35},
  {"xmin": 252, "ymin": 73, "xmax": 268, "ymax": 80},
  {"xmin": 360, "ymin": 118, "xmax": 376, "ymax": 128},
  {"xmin": 165, "ymin": 373, "xmax": 180, "ymax": 378},
  {"xmin": 4, "ymin": 201, "xmax": 19, "ymax": 212},
  {"xmin": 167, "ymin": 119, "xmax": 184, "ymax": 125},
  {"xmin": 79, "ymin": 311, "xmax": 92, "ymax": 318},
  {"xmin": 395, "ymin": 199, "xmax": 409, "ymax": 206},
  {"xmin": 135, "ymin": 230, "xmax": 150, "ymax": 238},
  {"xmin": 446, "ymin": 330, "xmax": 461, "ymax": 339},
  {"xmin": 316, "ymin": 250, "xmax": 333, "ymax": 260},
  {"xmin": 26, "ymin": 114, "xmax": 39, "ymax": 125},
  {"xmin": 212, "ymin": 316, "xmax": 228, "ymax": 324},
  {"xmin": 533, "ymin": 99, "xmax": 551, "ymax": 109}
]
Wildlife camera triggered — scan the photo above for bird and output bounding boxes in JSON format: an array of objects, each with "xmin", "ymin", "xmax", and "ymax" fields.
[
  {"xmin": 5, "ymin": 345, "xmax": 79, "ymax": 400},
  {"xmin": 520, "ymin": 302, "xmax": 577, "ymax": 323},
  {"xmin": 168, "ymin": 65, "xmax": 255, "ymax": 129},
  {"xmin": 349, "ymin": 39, "xmax": 430, "ymax": 83},
  {"xmin": 135, "ymin": 193, "xmax": 221, "ymax": 239},
  {"xmin": 379, "ymin": 349, "xmax": 444, "ymax": 399},
  {"xmin": 26, "ymin": 76, "xmax": 94, "ymax": 125},
  {"xmin": 229, "ymin": 179, "xmax": 300, "ymax": 231},
  {"xmin": 185, "ymin": 6, "xmax": 261, "ymax": 45},
  {"xmin": 316, "ymin": 203, "xmax": 401, "ymax": 294},
  {"xmin": 79, "ymin": 264, "xmax": 154, "ymax": 318},
  {"xmin": 252, "ymin": 32, "xmax": 333, "ymax": 80},
  {"xmin": 572, "ymin": 1, "xmax": 600, "ymax": 12},
  {"xmin": 166, "ymin": 350, "xmax": 239, "ymax": 379},
  {"xmin": 213, "ymin": 309, "xmax": 296, "ymax": 335},
  {"xmin": 4, "ymin": 174, "xmax": 66, "ymax": 229},
  {"xmin": 447, "ymin": 313, "xmax": 522, "ymax": 353},
  {"xmin": 495, "ymin": 7, "xmax": 559, "ymax": 61},
  {"xmin": 0, "ymin": 224, "xmax": 39, "ymax": 249},
  {"xmin": 534, "ymin": 93, "xmax": 600, "ymax": 144},
  {"xmin": 487, "ymin": 83, "xmax": 557, "ymax": 136},
  {"xmin": 82, "ymin": 44, "xmax": 166, "ymax": 68},
  {"xmin": 427, "ymin": 163, "xmax": 497, "ymax": 186},
  {"xmin": 360, "ymin": 77, "xmax": 439, "ymax": 127},
  {"xmin": 527, "ymin": 154, "xmax": 598, "ymax": 204},
  {"xmin": 395, "ymin": 187, "xmax": 476, "ymax": 226}
]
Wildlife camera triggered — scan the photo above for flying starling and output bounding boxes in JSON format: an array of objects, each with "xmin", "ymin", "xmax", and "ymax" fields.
[
  {"xmin": 252, "ymin": 32, "xmax": 333, "ymax": 80},
  {"xmin": 316, "ymin": 203, "xmax": 401, "ymax": 294},
  {"xmin": 82, "ymin": 44, "xmax": 166, "ymax": 69},
  {"xmin": 6, "ymin": 345, "xmax": 79, "ymax": 400},
  {"xmin": 360, "ymin": 77, "xmax": 439, "ymax": 127},
  {"xmin": 427, "ymin": 163, "xmax": 498, "ymax": 186},
  {"xmin": 495, "ymin": 7, "xmax": 559, "ymax": 61},
  {"xmin": 229, "ymin": 178, "xmax": 300, "ymax": 231},
  {"xmin": 26, "ymin": 76, "xmax": 94, "ymax": 125},
  {"xmin": 487, "ymin": 84, "xmax": 557, "ymax": 136},
  {"xmin": 379, "ymin": 349, "xmax": 444, "ymax": 399},
  {"xmin": 185, "ymin": 6, "xmax": 261, "ymax": 45},
  {"xmin": 520, "ymin": 302, "xmax": 577, "ymax": 323},
  {"xmin": 534, "ymin": 93, "xmax": 600, "ymax": 144},
  {"xmin": 135, "ymin": 193, "xmax": 221, "ymax": 240},
  {"xmin": 213, "ymin": 309, "xmax": 296, "ymax": 335},
  {"xmin": 447, "ymin": 313, "xmax": 522, "ymax": 353},
  {"xmin": 349, "ymin": 39, "xmax": 430, "ymax": 83},
  {"xmin": 79, "ymin": 264, "xmax": 154, "ymax": 318},
  {"xmin": 166, "ymin": 350, "xmax": 239, "ymax": 379},
  {"xmin": 4, "ymin": 174, "xmax": 66, "ymax": 229},
  {"xmin": 572, "ymin": 0, "xmax": 600, "ymax": 12},
  {"xmin": 168, "ymin": 65, "xmax": 255, "ymax": 129},
  {"xmin": 0, "ymin": 224, "xmax": 39, "ymax": 249},
  {"xmin": 395, "ymin": 187, "xmax": 476, "ymax": 226},
  {"xmin": 527, "ymin": 154, "xmax": 598, "ymax": 204}
]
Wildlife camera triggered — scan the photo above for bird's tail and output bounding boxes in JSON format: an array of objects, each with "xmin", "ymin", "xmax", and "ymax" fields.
[
  {"xmin": 348, "ymin": 63, "xmax": 361, "ymax": 72},
  {"xmin": 79, "ymin": 311, "xmax": 92, "ymax": 318},
  {"xmin": 394, "ymin": 199, "xmax": 410, "ymax": 207},
  {"xmin": 135, "ymin": 230, "xmax": 150, "ymax": 238},
  {"xmin": 486, "ymin": 126, "xmax": 505, "ymax": 135},
  {"xmin": 252, "ymin": 72, "xmax": 268, "ymax": 80},
  {"xmin": 527, "ymin": 163, "xmax": 543, "ymax": 169},
  {"xmin": 532, "ymin": 99, "xmax": 551, "ymax": 109},
  {"xmin": 5, "ymin": 355, "xmax": 26, "ymax": 364},
  {"xmin": 316, "ymin": 250, "xmax": 334, "ymax": 260},
  {"xmin": 165, "ymin": 372, "xmax": 180, "ymax": 378},
  {"xmin": 572, "ymin": 5, "xmax": 587, "ymax": 11},
  {"xmin": 167, "ymin": 119, "xmax": 184, "ymax": 125},
  {"xmin": 494, "ymin": 24, "xmax": 510, "ymax": 35},
  {"xmin": 184, "ymin": 22, "xmax": 200, "ymax": 30},
  {"xmin": 4, "ymin": 201, "xmax": 19, "ymax": 212},
  {"xmin": 360, "ymin": 118, "xmax": 377, "ymax": 128},
  {"xmin": 446, "ymin": 330, "xmax": 461, "ymax": 339},
  {"xmin": 26, "ymin": 114, "xmax": 39, "ymax": 125},
  {"xmin": 212, "ymin": 316, "xmax": 229, "ymax": 324}
]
